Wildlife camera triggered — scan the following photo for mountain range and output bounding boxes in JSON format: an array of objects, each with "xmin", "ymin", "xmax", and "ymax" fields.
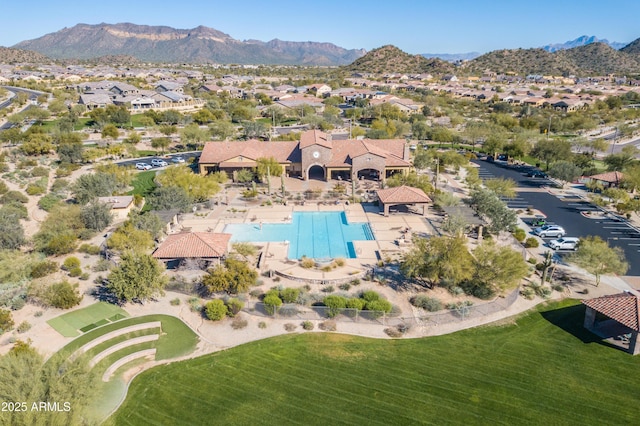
[
  {"xmin": 422, "ymin": 36, "xmax": 628, "ymax": 62},
  {"xmin": 5, "ymin": 25, "xmax": 640, "ymax": 76},
  {"xmin": 542, "ymin": 35, "xmax": 627, "ymax": 52},
  {"xmin": 12, "ymin": 23, "xmax": 366, "ymax": 66}
]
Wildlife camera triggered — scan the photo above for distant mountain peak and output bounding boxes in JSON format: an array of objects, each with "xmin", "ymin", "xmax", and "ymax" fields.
[
  {"xmin": 12, "ymin": 22, "xmax": 365, "ymax": 65},
  {"xmin": 543, "ymin": 35, "xmax": 627, "ymax": 52}
]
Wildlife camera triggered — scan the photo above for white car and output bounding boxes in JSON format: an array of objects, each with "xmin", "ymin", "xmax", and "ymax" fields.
[
  {"xmin": 548, "ymin": 237, "xmax": 579, "ymax": 250},
  {"xmin": 135, "ymin": 162, "xmax": 152, "ymax": 170},
  {"xmin": 151, "ymin": 158, "xmax": 168, "ymax": 167},
  {"xmin": 533, "ymin": 225, "xmax": 566, "ymax": 238},
  {"xmin": 171, "ymin": 156, "xmax": 186, "ymax": 163}
]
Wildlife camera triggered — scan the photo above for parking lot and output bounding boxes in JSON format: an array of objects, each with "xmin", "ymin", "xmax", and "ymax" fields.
[{"xmin": 474, "ymin": 159, "xmax": 640, "ymax": 276}]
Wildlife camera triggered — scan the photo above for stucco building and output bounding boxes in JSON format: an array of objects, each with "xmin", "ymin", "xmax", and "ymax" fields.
[{"xmin": 198, "ymin": 130, "xmax": 412, "ymax": 181}]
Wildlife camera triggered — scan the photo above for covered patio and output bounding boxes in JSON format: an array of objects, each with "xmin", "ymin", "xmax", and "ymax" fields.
[
  {"xmin": 376, "ymin": 185, "xmax": 432, "ymax": 217},
  {"xmin": 583, "ymin": 292, "xmax": 640, "ymax": 355}
]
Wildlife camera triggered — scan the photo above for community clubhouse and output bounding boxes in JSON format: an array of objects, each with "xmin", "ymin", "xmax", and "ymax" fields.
[{"xmin": 198, "ymin": 130, "xmax": 412, "ymax": 181}]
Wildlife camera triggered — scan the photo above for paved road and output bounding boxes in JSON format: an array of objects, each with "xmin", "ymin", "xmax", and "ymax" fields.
[{"xmin": 474, "ymin": 159, "xmax": 640, "ymax": 276}]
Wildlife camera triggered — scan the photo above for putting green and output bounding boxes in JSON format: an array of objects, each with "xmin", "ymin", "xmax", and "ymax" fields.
[{"xmin": 47, "ymin": 302, "xmax": 129, "ymax": 337}]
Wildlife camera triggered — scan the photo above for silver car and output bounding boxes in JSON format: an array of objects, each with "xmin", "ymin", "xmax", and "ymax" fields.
[{"xmin": 534, "ymin": 225, "xmax": 566, "ymax": 238}]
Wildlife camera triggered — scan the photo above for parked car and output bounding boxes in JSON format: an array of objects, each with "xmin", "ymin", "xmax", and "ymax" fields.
[
  {"xmin": 526, "ymin": 170, "xmax": 548, "ymax": 178},
  {"xmin": 534, "ymin": 225, "xmax": 566, "ymax": 238},
  {"xmin": 151, "ymin": 158, "xmax": 168, "ymax": 167},
  {"xmin": 531, "ymin": 217, "xmax": 547, "ymax": 227},
  {"xmin": 171, "ymin": 156, "xmax": 186, "ymax": 163},
  {"xmin": 135, "ymin": 163, "xmax": 152, "ymax": 170},
  {"xmin": 548, "ymin": 237, "xmax": 580, "ymax": 250}
]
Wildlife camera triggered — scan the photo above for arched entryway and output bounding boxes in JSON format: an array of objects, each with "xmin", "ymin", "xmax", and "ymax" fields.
[
  {"xmin": 307, "ymin": 164, "xmax": 326, "ymax": 180},
  {"xmin": 356, "ymin": 168, "xmax": 382, "ymax": 181}
]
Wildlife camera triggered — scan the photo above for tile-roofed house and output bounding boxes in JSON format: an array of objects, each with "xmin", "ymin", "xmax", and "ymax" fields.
[
  {"xmin": 587, "ymin": 171, "xmax": 624, "ymax": 188},
  {"xmin": 79, "ymin": 93, "xmax": 113, "ymax": 110},
  {"xmin": 152, "ymin": 232, "xmax": 231, "ymax": 268},
  {"xmin": 97, "ymin": 196, "xmax": 136, "ymax": 221},
  {"xmin": 583, "ymin": 292, "xmax": 640, "ymax": 354},
  {"xmin": 376, "ymin": 185, "xmax": 432, "ymax": 216}
]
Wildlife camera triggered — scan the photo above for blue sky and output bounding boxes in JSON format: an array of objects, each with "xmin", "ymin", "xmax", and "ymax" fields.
[{"xmin": 2, "ymin": 0, "xmax": 639, "ymax": 54}]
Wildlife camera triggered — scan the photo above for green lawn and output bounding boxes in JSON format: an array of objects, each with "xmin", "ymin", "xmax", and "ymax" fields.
[
  {"xmin": 46, "ymin": 302, "xmax": 129, "ymax": 337},
  {"xmin": 48, "ymin": 314, "xmax": 199, "ymax": 423},
  {"xmin": 53, "ymin": 314, "xmax": 198, "ymax": 361},
  {"xmin": 128, "ymin": 170, "xmax": 157, "ymax": 197},
  {"xmin": 109, "ymin": 301, "xmax": 640, "ymax": 425}
]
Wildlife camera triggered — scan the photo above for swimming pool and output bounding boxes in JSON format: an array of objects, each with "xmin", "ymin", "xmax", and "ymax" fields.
[{"xmin": 224, "ymin": 211, "xmax": 374, "ymax": 259}]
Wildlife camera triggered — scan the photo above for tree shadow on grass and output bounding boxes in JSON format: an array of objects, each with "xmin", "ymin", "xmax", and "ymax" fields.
[{"xmin": 540, "ymin": 303, "xmax": 622, "ymax": 352}]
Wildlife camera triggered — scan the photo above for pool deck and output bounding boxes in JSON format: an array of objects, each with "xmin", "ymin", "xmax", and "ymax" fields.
[{"xmin": 179, "ymin": 201, "xmax": 435, "ymax": 283}]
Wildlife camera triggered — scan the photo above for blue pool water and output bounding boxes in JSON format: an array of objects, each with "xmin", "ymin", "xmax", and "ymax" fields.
[{"xmin": 224, "ymin": 211, "xmax": 374, "ymax": 259}]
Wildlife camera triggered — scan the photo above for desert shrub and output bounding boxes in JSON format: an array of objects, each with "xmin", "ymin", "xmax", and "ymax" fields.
[
  {"xmin": 301, "ymin": 320, "xmax": 314, "ymax": 330},
  {"xmin": 1, "ymin": 191, "xmax": 28, "ymax": 204},
  {"xmin": 321, "ymin": 285, "xmax": 334, "ymax": 293},
  {"xmin": 26, "ymin": 183, "xmax": 46, "ymax": 196},
  {"xmin": 524, "ymin": 237, "xmax": 539, "ymax": 248},
  {"xmin": 263, "ymin": 292, "xmax": 282, "ymax": 315},
  {"xmin": 365, "ymin": 299, "xmax": 392, "ymax": 314},
  {"xmin": 68, "ymin": 267, "xmax": 82, "ymax": 277},
  {"xmin": 45, "ymin": 281, "xmax": 83, "ymax": 309},
  {"xmin": 350, "ymin": 279, "xmax": 361, "ymax": 286},
  {"xmin": 280, "ymin": 287, "xmax": 299, "ymax": 303},
  {"xmin": 552, "ymin": 284, "xmax": 565, "ymax": 292},
  {"xmin": 225, "ymin": 298, "xmax": 244, "ymax": 317},
  {"xmin": 323, "ymin": 295, "xmax": 347, "ymax": 317},
  {"xmin": 34, "ymin": 310, "xmax": 43, "ymax": 317},
  {"xmin": 62, "ymin": 256, "xmax": 81, "ymax": 271},
  {"xmin": 38, "ymin": 193, "xmax": 63, "ymax": 211},
  {"xmin": 30, "ymin": 166, "xmax": 49, "ymax": 177},
  {"xmin": 30, "ymin": 260, "xmax": 59, "ymax": 278},
  {"xmin": 299, "ymin": 257, "xmax": 315, "ymax": 268},
  {"xmin": 0, "ymin": 308, "xmax": 15, "ymax": 334},
  {"xmin": 411, "ymin": 295, "xmax": 443, "ymax": 312},
  {"xmin": 384, "ymin": 327, "xmax": 404, "ymax": 338},
  {"xmin": 188, "ymin": 297, "xmax": 202, "ymax": 312},
  {"xmin": 92, "ymin": 259, "xmax": 112, "ymax": 272},
  {"xmin": 334, "ymin": 258, "xmax": 346, "ymax": 267},
  {"xmin": 284, "ymin": 323, "xmax": 297, "ymax": 332},
  {"xmin": 513, "ymin": 227, "xmax": 526, "ymax": 242},
  {"xmin": 345, "ymin": 297, "xmax": 366, "ymax": 310},
  {"xmin": 204, "ymin": 299, "xmax": 227, "ymax": 321},
  {"xmin": 170, "ymin": 298, "xmax": 181, "ymax": 306},
  {"xmin": 79, "ymin": 272, "xmax": 90, "ymax": 280},
  {"xmin": 338, "ymin": 282, "xmax": 351, "ymax": 291},
  {"xmin": 520, "ymin": 287, "xmax": 535, "ymax": 300},
  {"xmin": 360, "ymin": 290, "xmax": 381, "ymax": 302},
  {"xmin": 17, "ymin": 320, "xmax": 31, "ymax": 333},
  {"xmin": 318, "ymin": 320, "xmax": 336, "ymax": 331},
  {"xmin": 231, "ymin": 317, "xmax": 248, "ymax": 329},
  {"xmin": 249, "ymin": 289, "xmax": 264, "ymax": 299},
  {"xmin": 79, "ymin": 244, "xmax": 101, "ymax": 255},
  {"xmin": 527, "ymin": 257, "xmax": 538, "ymax": 264},
  {"xmin": 534, "ymin": 285, "xmax": 552, "ymax": 299},
  {"xmin": 258, "ymin": 321, "xmax": 267, "ymax": 329}
]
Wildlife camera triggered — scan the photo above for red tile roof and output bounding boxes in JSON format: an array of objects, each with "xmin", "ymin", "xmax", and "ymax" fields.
[
  {"xmin": 200, "ymin": 140, "xmax": 299, "ymax": 165},
  {"xmin": 582, "ymin": 292, "xmax": 640, "ymax": 331},
  {"xmin": 300, "ymin": 129, "xmax": 332, "ymax": 149},
  {"xmin": 152, "ymin": 232, "xmax": 231, "ymax": 259},
  {"xmin": 376, "ymin": 185, "xmax": 432, "ymax": 204},
  {"xmin": 325, "ymin": 139, "xmax": 410, "ymax": 168},
  {"xmin": 588, "ymin": 171, "xmax": 624, "ymax": 184}
]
